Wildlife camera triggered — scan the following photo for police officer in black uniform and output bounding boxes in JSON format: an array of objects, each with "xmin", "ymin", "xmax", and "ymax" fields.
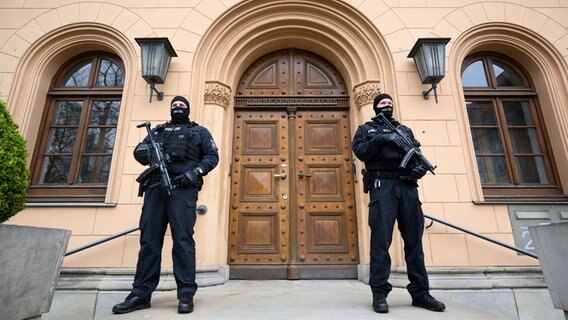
[
  {"xmin": 112, "ymin": 95, "xmax": 219, "ymax": 314},
  {"xmin": 352, "ymin": 93, "xmax": 445, "ymax": 314}
]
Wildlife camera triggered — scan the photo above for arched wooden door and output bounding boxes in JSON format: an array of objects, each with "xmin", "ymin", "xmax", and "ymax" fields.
[{"xmin": 228, "ymin": 49, "xmax": 359, "ymax": 279}]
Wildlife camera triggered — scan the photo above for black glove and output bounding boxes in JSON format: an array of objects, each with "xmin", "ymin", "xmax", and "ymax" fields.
[
  {"xmin": 133, "ymin": 143, "xmax": 152, "ymax": 165},
  {"xmin": 409, "ymin": 164, "xmax": 427, "ymax": 180},
  {"xmin": 173, "ymin": 167, "xmax": 203, "ymax": 187},
  {"xmin": 372, "ymin": 132, "xmax": 397, "ymax": 146}
]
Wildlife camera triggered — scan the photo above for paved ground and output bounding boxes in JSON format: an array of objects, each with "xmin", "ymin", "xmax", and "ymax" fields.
[{"xmin": 42, "ymin": 280, "xmax": 566, "ymax": 320}]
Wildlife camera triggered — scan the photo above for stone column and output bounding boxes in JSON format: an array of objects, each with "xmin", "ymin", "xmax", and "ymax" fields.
[{"xmin": 195, "ymin": 81, "xmax": 231, "ymax": 278}]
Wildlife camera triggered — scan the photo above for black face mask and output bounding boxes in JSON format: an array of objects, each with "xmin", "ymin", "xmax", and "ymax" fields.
[
  {"xmin": 378, "ymin": 105, "xmax": 393, "ymax": 120},
  {"xmin": 170, "ymin": 107, "xmax": 189, "ymax": 123}
]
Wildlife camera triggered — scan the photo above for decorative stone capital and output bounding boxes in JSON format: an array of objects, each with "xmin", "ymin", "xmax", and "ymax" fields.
[
  {"xmin": 353, "ymin": 80, "xmax": 382, "ymax": 109},
  {"xmin": 204, "ymin": 81, "xmax": 232, "ymax": 109}
]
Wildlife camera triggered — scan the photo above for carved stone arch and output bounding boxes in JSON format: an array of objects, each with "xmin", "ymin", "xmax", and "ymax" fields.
[
  {"xmin": 190, "ymin": 0, "xmax": 395, "ymax": 119},
  {"xmin": 7, "ymin": 23, "xmax": 138, "ymax": 202}
]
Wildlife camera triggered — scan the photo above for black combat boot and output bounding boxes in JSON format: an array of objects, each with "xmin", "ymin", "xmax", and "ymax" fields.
[
  {"xmin": 178, "ymin": 293, "xmax": 194, "ymax": 314},
  {"xmin": 112, "ymin": 293, "xmax": 151, "ymax": 314},
  {"xmin": 372, "ymin": 292, "xmax": 389, "ymax": 313},
  {"xmin": 412, "ymin": 293, "xmax": 446, "ymax": 312}
]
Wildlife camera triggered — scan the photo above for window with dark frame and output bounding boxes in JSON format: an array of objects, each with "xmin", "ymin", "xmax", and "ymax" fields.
[
  {"xmin": 27, "ymin": 52, "xmax": 124, "ymax": 202},
  {"xmin": 461, "ymin": 53, "xmax": 563, "ymax": 200}
]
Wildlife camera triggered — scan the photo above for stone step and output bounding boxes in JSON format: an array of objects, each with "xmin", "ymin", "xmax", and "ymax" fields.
[{"xmin": 42, "ymin": 280, "xmax": 566, "ymax": 320}]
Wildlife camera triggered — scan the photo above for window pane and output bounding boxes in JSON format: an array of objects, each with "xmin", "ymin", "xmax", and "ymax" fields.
[
  {"xmin": 53, "ymin": 101, "xmax": 83, "ymax": 125},
  {"xmin": 503, "ymin": 101, "xmax": 534, "ymax": 125},
  {"xmin": 96, "ymin": 59, "xmax": 124, "ymax": 87},
  {"xmin": 61, "ymin": 61, "xmax": 91, "ymax": 87},
  {"xmin": 466, "ymin": 101, "xmax": 496, "ymax": 125},
  {"xmin": 471, "ymin": 128, "xmax": 503, "ymax": 153},
  {"xmin": 509, "ymin": 128, "xmax": 541, "ymax": 154},
  {"xmin": 477, "ymin": 156, "xmax": 510, "ymax": 184},
  {"xmin": 39, "ymin": 156, "xmax": 72, "ymax": 183},
  {"xmin": 89, "ymin": 101, "xmax": 120, "ymax": 125},
  {"xmin": 493, "ymin": 61, "xmax": 526, "ymax": 87},
  {"xmin": 79, "ymin": 156, "xmax": 111, "ymax": 183},
  {"xmin": 462, "ymin": 60, "xmax": 489, "ymax": 87},
  {"xmin": 84, "ymin": 128, "xmax": 116, "ymax": 154},
  {"xmin": 516, "ymin": 156, "xmax": 549, "ymax": 184},
  {"xmin": 46, "ymin": 128, "xmax": 78, "ymax": 153}
]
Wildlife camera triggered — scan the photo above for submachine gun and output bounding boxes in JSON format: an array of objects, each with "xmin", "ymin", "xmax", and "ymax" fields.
[
  {"xmin": 136, "ymin": 121, "xmax": 174, "ymax": 196},
  {"xmin": 374, "ymin": 112, "xmax": 437, "ymax": 175}
]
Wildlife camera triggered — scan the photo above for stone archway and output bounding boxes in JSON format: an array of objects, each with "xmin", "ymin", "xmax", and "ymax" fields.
[{"xmin": 191, "ymin": 0, "xmax": 396, "ymax": 279}]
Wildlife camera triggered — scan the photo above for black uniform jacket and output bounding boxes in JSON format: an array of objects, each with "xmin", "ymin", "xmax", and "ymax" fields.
[
  {"xmin": 143, "ymin": 121, "xmax": 219, "ymax": 177},
  {"xmin": 351, "ymin": 118, "xmax": 416, "ymax": 173}
]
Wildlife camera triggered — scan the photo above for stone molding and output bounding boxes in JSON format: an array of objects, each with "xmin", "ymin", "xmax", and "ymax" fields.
[
  {"xmin": 57, "ymin": 265, "xmax": 229, "ymax": 290},
  {"xmin": 204, "ymin": 81, "xmax": 232, "ymax": 109},
  {"xmin": 358, "ymin": 265, "xmax": 546, "ymax": 289},
  {"xmin": 353, "ymin": 81, "xmax": 382, "ymax": 109}
]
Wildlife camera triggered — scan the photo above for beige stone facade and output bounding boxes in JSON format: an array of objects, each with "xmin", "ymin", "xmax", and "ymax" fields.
[{"xmin": 3, "ymin": 0, "xmax": 568, "ymax": 282}]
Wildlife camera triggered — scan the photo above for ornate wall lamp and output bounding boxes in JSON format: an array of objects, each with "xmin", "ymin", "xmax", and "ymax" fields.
[
  {"xmin": 135, "ymin": 37, "xmax": 178, "ymax": 103},
  {"xmin": 407, "ymin": 38, "xmax": 450, "ymax": 103}
]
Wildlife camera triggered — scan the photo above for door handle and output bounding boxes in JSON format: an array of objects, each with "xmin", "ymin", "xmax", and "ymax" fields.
[
  {"xmin": 298, "ymin": 171, "xmax": 312, "ymax": 179},
  {"xmin": 274, "ymin": 173, "xmax": 287, "ymax": 179}
]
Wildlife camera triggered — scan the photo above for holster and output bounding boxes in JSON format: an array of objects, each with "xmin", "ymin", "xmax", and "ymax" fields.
[
  {"xmin": 362, "ymin": 169, "xmax": 385, "ymax": 193},
  {"xmin": 362, "ymin": 168, "xmax": 371, "ymax": 194},
  {"xmin": 136, "ymin": 166, "xmax": 159, "ymax": 197}
]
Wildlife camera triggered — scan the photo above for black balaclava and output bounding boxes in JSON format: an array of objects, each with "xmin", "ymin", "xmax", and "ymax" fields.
[
  {"xmin": 373, "ymin": 93, "xmax": 393, "ymax": 120},
  {"xmin": 170, "ymin": 96, "xmax": 190, "ymax": 124}
]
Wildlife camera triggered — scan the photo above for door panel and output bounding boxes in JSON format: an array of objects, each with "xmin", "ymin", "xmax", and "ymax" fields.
[
  {"xmin": 229, "ymin": 111, "xmax": 289, "ymax": 266},
  {"xmin": 295, "ymin": 111, "xmax": 358, "ymax": 265}
]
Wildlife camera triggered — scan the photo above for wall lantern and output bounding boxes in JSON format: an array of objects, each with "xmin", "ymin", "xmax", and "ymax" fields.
[
  {"xmin": 135, "ymin": 37, "xmax": 178, "ymax": 103},
  {"xmin": 407, "ymin": 37, "xmax": 451, "ymax": 103}
]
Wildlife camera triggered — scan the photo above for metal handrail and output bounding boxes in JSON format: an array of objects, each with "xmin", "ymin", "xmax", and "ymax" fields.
[
  {"xmin": 65, "ymin": 226, "xmax": 139, "ymax": 256},
  {"xmin": 425, "ymin": 213, "xmax": 538, "ymax": 259},
  {"xmin": 65, "ymin": 205, "xmax": 208, "ymax": 256},
  {"xmin": 65, "ymin": 206, "xmax": 537, "ymax": 260}
]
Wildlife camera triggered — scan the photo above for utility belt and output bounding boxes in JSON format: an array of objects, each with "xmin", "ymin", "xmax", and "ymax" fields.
[{"xmin": 361, "ymin": 169, "xmax": 413, "ymax": 193}]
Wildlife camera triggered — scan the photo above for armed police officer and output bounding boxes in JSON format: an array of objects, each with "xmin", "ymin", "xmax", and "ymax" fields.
[
  {"xmin": 112, "ymin": 95, "xmax": 219, "ymax": 315},
  {"xmin": 351, "ymin": 93, "xmax": 445, "ymax": 314}
]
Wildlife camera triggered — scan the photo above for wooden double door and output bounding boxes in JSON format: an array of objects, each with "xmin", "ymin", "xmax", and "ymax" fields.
[{"xmin": 228, "ymin": 108, "xmax": 359, "ymax": 279}]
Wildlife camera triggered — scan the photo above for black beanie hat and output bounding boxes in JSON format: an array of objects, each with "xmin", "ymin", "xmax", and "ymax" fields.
[
  {"xmin": 373, "ymin": 93, "xmax": 393, "ymax": 109},
  {"xmin": 171, "ymin": 96, "xmax": 190, "ymax": 109}
]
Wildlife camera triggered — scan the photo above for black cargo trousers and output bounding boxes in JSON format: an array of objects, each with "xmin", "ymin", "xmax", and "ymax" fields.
[
  {"xmin": 131, "ymin": 184, "xmax": 199, "ymax": 299},
  {"xmin": 367, "ymin": 177, "xmax": 429, "ymax": 299}
]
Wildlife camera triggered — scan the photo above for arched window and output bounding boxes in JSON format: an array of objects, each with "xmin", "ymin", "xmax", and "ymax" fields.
[
  {"xmin": 462, "ymin": 53, "xmax": 562, "ymax": 199},
  {"xmin": 27, "ymin": 52, "xmax": 124, "ymax": 202}
]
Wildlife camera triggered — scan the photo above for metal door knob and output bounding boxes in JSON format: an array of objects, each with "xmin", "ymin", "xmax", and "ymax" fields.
[
  {"xmin": 274, "ymin": 173, "xmax": 287, "ymax": 179},
  {"xmin": 298, "ymin": 171, "xmax": 312, "ymax": 179}
]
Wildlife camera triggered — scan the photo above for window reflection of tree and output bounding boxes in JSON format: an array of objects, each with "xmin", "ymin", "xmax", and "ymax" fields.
[
  {"xmin": 63, "ymin": 62, "xmax": 91, "ymax": 87},
  {"xmin": 97, "ymin": 59, "xmax": 124, "ymax": 87}
]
